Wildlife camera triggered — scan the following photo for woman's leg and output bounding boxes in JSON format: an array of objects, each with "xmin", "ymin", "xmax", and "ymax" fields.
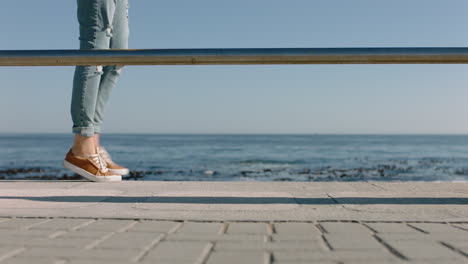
[
  {"xmin": 66, "ymin": 0, "xmax": 122, "ymax": 182},
  {"xmin": 93, "ymin": 0, "xmax": 129, "ymax": 135},
  {"xmin": 91, "ymin": 0, "xmax": 130, "ymax": 175},
  {"xmin": 70, "ymin": 0, "xmax": 117, "ymax": 155},
  {"xmin": 71, "ymin": 0, "xmax": 116, "ymax": 138}
]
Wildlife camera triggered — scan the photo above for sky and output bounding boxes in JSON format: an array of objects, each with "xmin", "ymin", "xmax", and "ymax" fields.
[{"xmin": 1, "ymin": 0, "xmax": 468, "ymax": 134}]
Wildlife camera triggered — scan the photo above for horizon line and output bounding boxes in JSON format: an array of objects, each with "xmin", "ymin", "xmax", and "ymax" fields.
[{"xmin": 1, "ymin": 132, "xmax": 467, "ymax": 136}]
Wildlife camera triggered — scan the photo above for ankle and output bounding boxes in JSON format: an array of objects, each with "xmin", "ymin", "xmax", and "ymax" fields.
[
  {"xmin": 71, "ymin": 146, "xmax": 96, "ymax": 158},
  {"xmin": 72, "ymin": 134, "xmax": 97, "ymax": 158}
]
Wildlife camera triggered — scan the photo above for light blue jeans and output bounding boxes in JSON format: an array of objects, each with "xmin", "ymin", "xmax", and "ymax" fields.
[{"xmin": 71, "ymin": 0, "xmax": 129, "ymax": 137}]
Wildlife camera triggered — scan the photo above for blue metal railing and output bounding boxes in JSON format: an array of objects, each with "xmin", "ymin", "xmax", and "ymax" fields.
[{"xmin": 2, "ymin": 47, "xmax": 468, "ymax": 66}]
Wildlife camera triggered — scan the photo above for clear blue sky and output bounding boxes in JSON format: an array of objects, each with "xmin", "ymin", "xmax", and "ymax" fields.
[{"xmin": 1, "ymin": 0, "xmax": 468, "ymax": 134}]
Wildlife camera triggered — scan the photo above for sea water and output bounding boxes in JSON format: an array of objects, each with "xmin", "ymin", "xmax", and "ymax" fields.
[{"xmin": 1, "ymin": 133, "xmax": 468, "ymax": 182}]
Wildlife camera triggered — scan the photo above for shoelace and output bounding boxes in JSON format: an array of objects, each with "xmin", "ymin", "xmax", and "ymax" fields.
[
  {"xmin": 89, "ymin": 153, "xmax": 109, "ymax": 173},
  {"xmin": 97, "ymin": 147, "xmax": 112, "ymax": 163}
]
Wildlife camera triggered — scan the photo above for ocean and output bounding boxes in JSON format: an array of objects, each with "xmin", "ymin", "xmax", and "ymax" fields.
[{"xmin": 1, "ymin": 133, "xmax": 468, "ymax": 182}]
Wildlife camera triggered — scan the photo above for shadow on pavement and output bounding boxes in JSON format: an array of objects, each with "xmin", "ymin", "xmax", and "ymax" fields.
[{"xmin": 0, "ymin": 196, "xmax": 467, "ymax": 204}]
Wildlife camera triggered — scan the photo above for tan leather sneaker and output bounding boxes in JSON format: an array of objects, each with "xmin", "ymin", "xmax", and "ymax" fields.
[
  {"xmin": 97, "ymin": 146, "xmax": 130, "ymax": 176},
  {"xmin": 63, "ymin": 149, "xmax": 121, "ymax": 182}
]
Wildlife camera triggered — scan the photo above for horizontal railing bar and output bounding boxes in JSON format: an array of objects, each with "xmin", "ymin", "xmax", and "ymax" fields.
[{"xmin": 2, "ymin": 48, "xmax": 468, "ymax": 66}]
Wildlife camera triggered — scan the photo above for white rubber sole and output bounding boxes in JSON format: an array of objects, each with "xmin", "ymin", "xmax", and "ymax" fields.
[
  {"xmin": 108, "ymin": 168, "xmax": 130, "ymax": 176},
  {"xmin": 63, "ymin": 160, "xmax": 121, "ymax": 182}
]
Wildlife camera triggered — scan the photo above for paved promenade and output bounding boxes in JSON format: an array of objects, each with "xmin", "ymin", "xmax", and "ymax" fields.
[{"xmin": 0, "ymin": 181, "xmax": 466, "ymax": 263}]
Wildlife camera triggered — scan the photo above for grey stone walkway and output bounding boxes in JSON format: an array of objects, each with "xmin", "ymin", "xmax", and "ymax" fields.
[
  {"xmin": 0, "ymin": 217, "xmax": 467, "ymax": 263},
  {"xmin": 0, "ymin": 181, "xmax": 467, "ymax": 263}
]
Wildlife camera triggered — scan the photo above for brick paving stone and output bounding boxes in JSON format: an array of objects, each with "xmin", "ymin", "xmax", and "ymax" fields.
[
  {"xmin": 380, "ymin": 234, "xmax": 429, "ymax": 242},
  {"xmin": 455, "ymin": 241, "xmax": 468, "ymax": 253},
  {"xmin": 384, "ymin": 240, "xmax": 466, "ymax": 261},
  {"xmin": 0, "ymin": 229, "xmax": 57, "ymax": 237},
  {"xmin": 16, "ymin": 248, "xmax": 142, "ymax": 261},
  {"xmin": 274, "ymin": 262, "xmax": 339, "ymax": 264},
  {"xmin": 0, "ymin": 236, "xmax": 97, "ymax": 248},
  {"xmin": 76, "ymin": 219, "xmax": 136, "ymax": 232},
  {"xmin": 54, "ymin": 230, "xmax": 112, "ymax": 239},
  {"xmin": 214, "ymin": 241, "xmax": 323, "ymax": 251},
  {"xmin": 273, "ymin": 222, "xmax": 320, "ymax": 235},
  {"xmin": 205, "ymin": 251, "xmax": 269, "ymax": 264},
  {"xmin": 66, "ymin": 261, "xmax": 136, "ymax": 264},
  {"xmin": 365, "ymin": 223, "xmax": 422, "ymax": 234},
  {"xmin": 4, "ymin": 259, "xmax": 134, "ymax": 264},
  {"xmin": 320, "ymin": 222, "xmax": 371, "ymax": 234},
  {"xmin": 377, "ymin": 233, "xmax": 468, "ymax": 242},
  {"xmin": 94, "ymin": 232, "xmax": 163, "ymax": 249},
  {"xmin": 273, "ymin": 249, "xmax": 399, "ymax": 262},
  {"xmin": 140, "ymin": 261, "xmax": 203, "ymax": 264},
  {"xmin": 409, "ymin": 223, "xmax": 467, "ymax": 234},
  {"xmin": 137, "ymin": 260, "xmax": 200, "ymax": 264},
  {"xmin": 66, "ymin": 261, "xmax": 134, "ymax": 264},
  {"xmin": 227, "ymin": 222, "xmax": 270, "ymax": 234},
  {"xmin": 324, "ymin": 234, "xmax": 383, "ymax": 250},
  {"xmin": 127, "ymin": 220, "xmax": 181, "ymax": 233},
  {"xmin": 271, "ymin": 234, "xmax": 321, "ymax": 242},
  {"xmin": 0, "ymin": 218, "xmax": 49, "ymax": 230},
  {"xmin": 2, "ymin": 257, "xmax": 66, "ymax": 264},
  {"xmin": 439, "ymin": 241, "xmax": 468, "ymax": 255},
  {"xmin": 341, "ymin": 261, "xmax": 406, "ymax": 264},
  {"xmin": 452, "ymin": 223, "xmax": 468, "ymax": 231},
  {"xmin": 29, "ymin": 218, "xmax": 93, "ymax": 231},
  {"xmin": 0, "ymin": 247, "xmax": 24, "ymax": 261},
  {"xmin": 176, "ymin": 222, "xmax": 224, "ymax": 234},
  {"xmin": 165, "ymin": 233, "xmax": 268, "ymax": 242},
  {"xmin": 142, "ymin": 241, "xmax": 212, "ymax": 262},
  {"xmin": 412, "ymin": 259, "xmax": 468, "ymax": 264}
]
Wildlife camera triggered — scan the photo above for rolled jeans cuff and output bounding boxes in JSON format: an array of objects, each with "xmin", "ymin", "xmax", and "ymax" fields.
[
  {"xmin": 72, "ymin": 126, "xmax": 95, "ymax": 137},
  {"xmin": 94, "ymin": 125, "xmax": 102, "ymax": 134}
]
